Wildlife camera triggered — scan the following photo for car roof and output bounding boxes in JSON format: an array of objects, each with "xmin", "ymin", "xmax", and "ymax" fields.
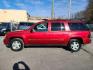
[
  {"xmin": 32, "ymin": 20, "xmax": 85, "ymax": 26},
  {"xmin": 44, "ymin": 19, "xmax": 84, "ymax": 23}
]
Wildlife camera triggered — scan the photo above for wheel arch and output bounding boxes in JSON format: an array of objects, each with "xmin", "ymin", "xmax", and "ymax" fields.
[
  {"xmin": 69, "ymin": 37, "xmax": 83, "ymax": 44},
  {"xmin": 9, "ymin": 37, "xmax": 24, "ymax": 43}
]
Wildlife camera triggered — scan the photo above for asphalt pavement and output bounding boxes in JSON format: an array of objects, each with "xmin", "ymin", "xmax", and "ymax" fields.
[{"xmin": 0, "ymin": 36, "xmax": 93, "ymax": 70}]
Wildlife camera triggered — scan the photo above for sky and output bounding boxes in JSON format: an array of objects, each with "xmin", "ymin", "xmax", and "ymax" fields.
[{"xmin": 0, "ymin": 0, "xmax": 88, "ymax": 18}]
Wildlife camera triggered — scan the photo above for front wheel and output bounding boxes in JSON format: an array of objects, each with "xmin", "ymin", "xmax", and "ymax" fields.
[
  {"xmin": 68, "ymin": 39, "xmax": 81, "ymax": 52},
  {"xmin": 10, "ymin": 38, "xmax": 24, "ymax": 51}
]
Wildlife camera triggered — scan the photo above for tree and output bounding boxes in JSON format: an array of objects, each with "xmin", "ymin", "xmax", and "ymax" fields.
[
  {"xmin": 74, "ymin": 0, "xmax": 93, "ymax": 22},
  {"xmin": 85, "ymin": 0, "xmax": 93, "ymax": 23},
  {"xmin": 74, "ymin": 11, "xmax": 85, "ymax": 20}
]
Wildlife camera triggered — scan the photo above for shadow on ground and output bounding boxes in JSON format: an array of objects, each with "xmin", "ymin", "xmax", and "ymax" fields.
[
  {"xmin": 6, "ymin": 45, "xmax": 71, "ymax": 52},
  {"xmin": 25, "ymin": 45, "xmax": 71, "ymax": 52},
  {"xmin": 13, "ymin": 61, "xmax": 30, "ymax": 70}
]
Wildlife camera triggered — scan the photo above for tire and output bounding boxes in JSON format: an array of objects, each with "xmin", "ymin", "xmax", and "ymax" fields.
[
  {"xmin": 10, "ymin": 38, "xmax": 24, "ymax": 51},
  {"xmin": 68, "ymin": 39, "xmax": 81, "ymax": 52}
]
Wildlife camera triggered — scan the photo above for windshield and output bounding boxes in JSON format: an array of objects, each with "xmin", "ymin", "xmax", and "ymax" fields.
[{"xmin": 18, "ymin": 22, "xmax": 34, "ymax": 30}]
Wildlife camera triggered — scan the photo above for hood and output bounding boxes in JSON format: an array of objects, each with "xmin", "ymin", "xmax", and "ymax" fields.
[{"xmin": 6, "ymin": 30, "xmax": 30, "ymax": 36}]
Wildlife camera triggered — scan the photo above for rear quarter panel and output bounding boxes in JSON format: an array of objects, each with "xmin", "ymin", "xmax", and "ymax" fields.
[{"xmin": 68, "ymin": 31, "xmax": 91, "ymax": 44}]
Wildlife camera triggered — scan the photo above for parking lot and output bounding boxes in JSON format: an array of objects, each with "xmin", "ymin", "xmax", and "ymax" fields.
[{"xmin": 0, "ymin": 36, "xmax": 93, "ymax": 70}]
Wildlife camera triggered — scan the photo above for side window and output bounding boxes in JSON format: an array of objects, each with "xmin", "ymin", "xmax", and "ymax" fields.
[
  {"xmin": 34, "ymin": 23, "xmax": 48, "ymax": 32},
  {"xmin": 69, "ymin": 23, "xmax": 79, "ymax": 30},
  {"xmin": 61, "ymin": 23, "xmax": 65, "ymax": 30},
  {"xmin": 51, "ymin": 22, "xmax": 65, "ymax": 31},
  {"xmin": 69, "ymin": 23, "xmax": 89, "ymax": 31}
]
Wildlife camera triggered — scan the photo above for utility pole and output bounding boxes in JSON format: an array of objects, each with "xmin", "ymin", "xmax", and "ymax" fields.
[
  {"xmin": 68, "ymin": 0, "xmax": 72, "ymax": 19},
  {"xmin": 51, "ymin": 0, "xmax": 54, "ymax": 19}
]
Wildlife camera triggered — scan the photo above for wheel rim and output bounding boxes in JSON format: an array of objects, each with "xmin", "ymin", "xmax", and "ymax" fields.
[
  {"xmin": 71, "ymin": 41, "xmax": 80, "ymax": 51},
  {"xmin": 12, "ymin": 41, "xmax": 21, "ymax": 50}
]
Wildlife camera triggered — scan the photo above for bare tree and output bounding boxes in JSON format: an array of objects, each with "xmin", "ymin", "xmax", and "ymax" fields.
[{"xmin": 85, "ymin": 0, "xmax": 93, "ymax": 23}]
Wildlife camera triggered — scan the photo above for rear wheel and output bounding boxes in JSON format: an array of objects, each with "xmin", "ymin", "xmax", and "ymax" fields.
[
  {"xmin": 10, "ymin": 38, "xmax": 24, "ymax": 51},
  {"xmin": 68, "ymin": 39, "xmax": 81, "ymax": 52}
]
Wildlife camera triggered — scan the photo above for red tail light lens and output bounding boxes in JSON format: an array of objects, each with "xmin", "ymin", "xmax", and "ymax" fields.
[{"xmin": 88, "ymin": 32, "xmax": 91, "ymax": 38}]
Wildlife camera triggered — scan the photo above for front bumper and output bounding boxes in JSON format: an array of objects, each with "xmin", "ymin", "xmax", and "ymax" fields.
[
  {"xmin": 0, "ymin": 31, "xmax": 6, "ymax": 36},
  {"xmin": 3, "ymin": 37, "xmax": 9, "ymax": 45}
]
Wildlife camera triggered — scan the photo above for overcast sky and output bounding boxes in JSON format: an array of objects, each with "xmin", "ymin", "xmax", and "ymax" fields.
[{"xmin": 0, "ymin": 0, "xmax": 88, "ymax": 18}]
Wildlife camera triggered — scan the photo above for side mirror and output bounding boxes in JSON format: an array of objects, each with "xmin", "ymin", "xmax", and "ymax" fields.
[
  {"xmin": 30, "ymin": 29, "xmax": 35, "ymax": 32},
  {"xmin": 30, "ymin": 29, "xmax": 33, "ymax": 32}
]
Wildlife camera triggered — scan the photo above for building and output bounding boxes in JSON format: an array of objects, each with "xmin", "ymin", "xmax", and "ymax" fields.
[
  {"xmin": 0, "ymin": 9, "xmax": 48, "ymax": 24},
  {"xmin": 0, "ymin": 9, "xmax": 28, "ymax": 22}
]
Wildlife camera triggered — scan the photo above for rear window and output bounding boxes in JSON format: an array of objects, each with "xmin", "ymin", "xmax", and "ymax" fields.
[
  {"xmin": 86, "ymin": 24, "xmax": 93, "ymax": 31},
  {"xmin": 69, "ymin": 23, "xmax": 89, "ymax": 31}
]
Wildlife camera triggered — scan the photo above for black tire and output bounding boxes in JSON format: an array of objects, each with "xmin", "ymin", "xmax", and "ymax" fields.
[
  {"xmin": 10, "ymin": 38, "xmax": 24, "ymax": 51},
  {"xmin": 68, "ymin": 39, "xmax": 81, "ymax": 52}
]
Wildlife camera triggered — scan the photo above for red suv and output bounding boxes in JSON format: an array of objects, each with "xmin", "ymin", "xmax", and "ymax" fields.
[{"xmin": 3, "ymin": 20, "xmax": 91, "ymax": 52}]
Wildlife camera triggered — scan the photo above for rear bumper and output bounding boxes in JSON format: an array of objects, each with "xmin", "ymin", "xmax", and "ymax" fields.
[{"xmin": 83, "ymin": 38, "xmax": 91, "ymax": 44}]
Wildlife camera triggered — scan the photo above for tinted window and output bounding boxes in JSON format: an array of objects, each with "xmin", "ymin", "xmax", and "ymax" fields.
[
  {"xmin": 69, "ymin": 23, "xmax": 89, "ymax": 31},
  {"xmin": 51, "ymin": 23, "xmax": 65, "ymax": 31},
  {"xmin": 0, "ymin": 23, "xmax": 10, "ymax": 29},
  {"xmin": 34, "ymin": 23, "xmax": 48, "ymax": 32}
]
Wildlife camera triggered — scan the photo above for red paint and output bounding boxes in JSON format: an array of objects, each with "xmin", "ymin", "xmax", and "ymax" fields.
[{"xmin": 3, "ymin": 20, "xmax": 91, "ymax": 46}]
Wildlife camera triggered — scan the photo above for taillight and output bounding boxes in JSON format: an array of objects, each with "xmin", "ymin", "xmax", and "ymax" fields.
[{"xmin": 88, "ymin": 32, "xmax": 91, "ymax": 38}]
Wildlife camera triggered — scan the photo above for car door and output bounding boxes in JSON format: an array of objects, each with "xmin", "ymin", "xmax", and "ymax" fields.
[
  {"xmin": 29, "ymin": 22, "xmax": 51, "ymax": 44},
  {"xmin": 48, "ymin": 22, "xmax": 68, "ymax": 45}
]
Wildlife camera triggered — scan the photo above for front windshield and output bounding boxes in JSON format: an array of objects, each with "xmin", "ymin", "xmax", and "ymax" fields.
[{"xmin": 18, "ymin": 22, "xmax": 34, "ymax": 30}]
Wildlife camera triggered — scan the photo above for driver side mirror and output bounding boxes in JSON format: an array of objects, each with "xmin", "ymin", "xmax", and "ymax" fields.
[
  {"xmin": 30, "ymin": 29, "xmax": 33, "ymax": 32},
  {"xmin": 30, "ymin": 29, "xmax": 35, "ymax": 32}
]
